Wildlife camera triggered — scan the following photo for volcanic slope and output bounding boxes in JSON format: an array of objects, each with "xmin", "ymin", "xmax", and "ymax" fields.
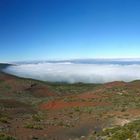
[{"xmin": 1, "ymin": 70, "xmax": 140, "ymax": 139}]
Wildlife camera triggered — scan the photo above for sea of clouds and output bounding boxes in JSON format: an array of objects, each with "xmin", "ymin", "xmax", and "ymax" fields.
[{"xmin": 3, "ymin": 60, "xmax": 140, "ymax": 83}]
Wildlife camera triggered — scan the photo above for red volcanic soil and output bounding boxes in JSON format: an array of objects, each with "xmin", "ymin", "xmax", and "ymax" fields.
[
  {"xmin": 3, "ymin": 72, "xmax": 140, "ymax": 140},
  {"xmin": 0, "ymin": 72, "xmax": 14, "ymax": 81},
  {"xmin": 40, "ymin": 88, "xmax": 111, "ymax": 110},
  {"xmin": 40, "ymin": 100, "xmax": 110, "ymax": 110},
  {"xmin": 104, "ymin": 81, "xmax": 127, "ymax": 88},
  {"xmin": 0, "ymin": 72, "xmax": 56, "ymax": 98},
  {"xmin": 77, "ymin": 90, "xmax": 110, "ymax": 99},
  {"xmin": 25, "ymin": 84, "xmax": 55, "ymax": 97},
  {"xmin": 0, "ymin": 99, "xmax": 29, "ymax": 108},
  {"xmin": 77, "ymin": 92, "xmax": 100, "ymax": 99}
]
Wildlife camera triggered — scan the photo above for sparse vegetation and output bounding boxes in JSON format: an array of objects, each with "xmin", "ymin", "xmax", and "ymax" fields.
[
  {"xmin": 25, "ymin": 122, "xmax": 43, "ymax": 130},
  {"xmin": 1, "ymin": 68, "xmax": 140, "ymax": 139},
  {"xmin": 87, "ymin": 119, "xmax": 140, "ymax": 140},
  {"xmin": 47, "ymin": 82, "xmax": 100, "ymax": 95},
  {"xmin": 0, "ymin": 117, "xmax": 9, "ymax": 123},
  {"xmin": 0, "ymin": 114, "xmax": 9, "ymax": 123},
  {"xmin": 0, "ymin": 133, "xmax": 16, "ymax": 140},
  {"xmin": 32, "ymin": 113, "xmax": 44, "ymax": 122}
]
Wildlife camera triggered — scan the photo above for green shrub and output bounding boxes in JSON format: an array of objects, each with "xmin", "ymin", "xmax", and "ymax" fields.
[
  {"xmin": 25, "ymin": 123, "xmax": 43, "ymax": 130},
  {"xmin": 0, "ymin": 117, "xmax": 9, "ymax": 123},
  {"xmin": 109, "ymin": 129, "xmax": 133, "ymax": 140},
  {"xmin": 0, "ymin": 133, "xmax": 16, "ymax": 140},
  {"xmin": 88, "ymin": 119, "xmax": 140, "ymax": 140},
  {"xmin": 32, "ymin": 114, "xmax": 43, "ymax": 122}
]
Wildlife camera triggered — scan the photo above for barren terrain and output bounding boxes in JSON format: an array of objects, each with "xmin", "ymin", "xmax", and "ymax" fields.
[{"xmin": 1, "ymin": 64, "xmax": 140, "ymax": 140}]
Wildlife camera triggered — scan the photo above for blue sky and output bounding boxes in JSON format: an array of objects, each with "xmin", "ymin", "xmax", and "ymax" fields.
[{"xmin": 1, "ymin": 0, "xmax": 140, "ymax": 61}]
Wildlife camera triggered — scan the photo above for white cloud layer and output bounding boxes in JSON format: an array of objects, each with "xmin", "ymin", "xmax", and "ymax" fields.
[{"xmin": 3, "ymin": 62, "xmax": 140, "ymax": 83}]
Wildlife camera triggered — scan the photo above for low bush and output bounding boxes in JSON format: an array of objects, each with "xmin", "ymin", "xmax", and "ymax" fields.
[{"xmin": 0, "ymin": 133, "xmax": 16, "ymax": 140}]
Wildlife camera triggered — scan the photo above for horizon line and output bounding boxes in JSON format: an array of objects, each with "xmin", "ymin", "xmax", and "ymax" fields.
[{"xmin": 5, "ymin": 57, "xmax": 140, "ymax": 63}]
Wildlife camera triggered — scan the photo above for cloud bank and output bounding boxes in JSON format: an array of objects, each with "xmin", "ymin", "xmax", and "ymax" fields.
[{"xmin": 3, "ymin": 62, "xmax": 140, "ymax": 83}]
